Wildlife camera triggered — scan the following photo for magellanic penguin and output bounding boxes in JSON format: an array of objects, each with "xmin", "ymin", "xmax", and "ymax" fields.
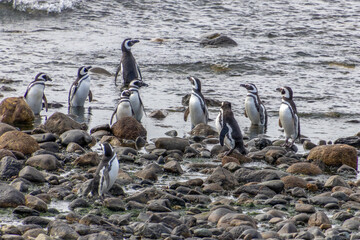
[
  {"xmin": 129, "ymin": 80, "xmax": 148, "ymax": 122},
  {"xmin": 215, "ymin": 101, "xmax": 247, "ymax": 156},
  {"xmin": 89, "ymin": 142, "xmax": 119, "ymax": 199},
  {"xmin": 277, "ymin": 86, "xmax": 300, "ymax": 147},
  {"xmin": 240, "ymin": 83, "xmax": 268, "ymax": 126},
  {"xmin": 110, "ymin": 90, "xmax": 134, "ymax": 125},
  {"xmin": 184, "ymin": 76, "xmax": 209, "ymax": 129},
  {"xmin": 114, "ymin": 38, "xmax": 142, "ymax": 87},
  {"xmin": 24, "ymin": 73, "xmax": 52, "ymax": 115},
  {"xmin": 68, "ymin": 66, "xmax": 93, "ymax": 107}
]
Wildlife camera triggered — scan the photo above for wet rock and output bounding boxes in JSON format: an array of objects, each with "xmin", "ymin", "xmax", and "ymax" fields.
[
  {"xmin": 0, "ymin": 131, "xmax": 40, "ymax": 155},
  {"xmin": 171, "ymin": 224, "xmax": 191, "ymax": 238},
  {"xmin": 103, "ymin": 198, "xmax": 125, "ymax": 211},
  {"xmin": 286, "ymin": 162, "xmax": 322, "ymax": 175},
  {"xmin": 295, "ymin": 203, "xmax": 316, "ymax": 213},
  {"xmin": 18, "ymin": 166, "xmax": 45, "ymax": 183},
  {"xmin": 290, "ymin": 187, "xmax": 307, "ymax": 198},
  {"xmin": 10, "ymin": 178, "xmax": 31, "ymax": 192},
  {"xmin": 35, "ymin": 233, "xmax": 54, "ymax": 240},
  {"xmin": 292, "ymin": 213, "xmax": 310, "ymax": 223},
  {"xmin": 48, "ymin": 220, "xmax": 79, "ymax": 240},
  {"xmin": 217, "ymin": 213, "xmax": 257, "ymax": 229},
  {"xmin": 111, "ymin": 116, "xmax": 147, "ymax": 140},
  {"xmin": 206, "ymin": 166, "xmax": 238, "ymax": 190},
  {"xmin": 39, "ymin": 142, "xmax": 60, "ymax": 153},
  {"xmin": 0, "ymin": 97, "xmax": 34, "ymax": 124},
  {"xmin": 125, "ymin": 187, "xmax": 163, "ymax": 204},
  {"xmin": 303, "ymin": 140, "xmax": 317, "ymax": 150},
  {"xmin": 69, "ymin": 198, "xmax": 90, "ymax": 210},
  {"xmin": 200, "ymin": 33, "xmax": 238, "ymax": 47},
  {"xmin": 278, "ymin": 222, "xmax": 297, "ymax": 234},
  {"xmin": 194, "ymin": 228, "xmax": 212, "ymax": 237},
  {"xmin": 281, "ymin": 175, "xmax": 307, "ymax": 189},
  {"xmin": 324, "ymin": 175, "xmax": 350, "ymax": 188},
  {"xmin": 147, "ymin": 200, "xmax": 172, "ymax": 212},
  {"xmin": 149, "ymin": 110, "xmax": 167, "ymax": 119},
  {"xmin": 183, "ymin": 194, "xmax": 211, "ymax": 204},
  {"xmin": 45, "ymin": 112, "xmax": 84, "ymax": 135},
  {"xmin": 331, "ymin": 191, "xmax": 350, "ymax": 201},
  {"xmin": 135, "ymin": 164, "xmax": 161, "ymax": 181},
  {"xmin": 211, "ymin": 144, "xmax": 228, "ymax": 156},
  {"xmin": 163, "ymin": 160, "xmax": 183, "ymax": 174},
  {"xmin": 234, "ymin": 184, "xmax": 276, "ymax": 198},
  {"xmin": 307, "ymin": 144, "xmax": 358, "ymax": 170},
  {"xmin": 30, "ymin": 133, "xmax": 57, "ymax": 143},
  {"xmin": 190, "ymin": 123, "xmax": 218, "ymax": 137},
  {"xmin": 22, "ymin": 228, "xmax": 47, "ymax": 239},
  {"xmin": 235, "ymin": 168, "xmax": 284, "ymax": 183},
  {"xmin": 337, "ymin": 164, "xmax": 357, "ymax": 175},
  {"xmin": 73, "ymin": 152, "xmax": 99, "ymax": 166},
  {"xmin": 310, "ymin": 195, "xmax": 339, "ymax": 206},
  {"xmin": 109, "ymin": 213, "xmax": 131, "ymax": 225},
  {"xmin": 221, "ymin": 156, "xmax": 239, "ymax": 166},
  {"xmin": 0, "ymin": 156, "xmax": 23, "ymax": 179},
  {"xmin": 134, "ymin": 222, "xmax": 171, "ymax": 239},
  {"xmin": 25, "ymin": 195, "xmax": 47, "ymax": 212},
  {"xmin": 308, "ymin": 211, "xmax": 331, "ymax": 228},
  {"xmin": 342, "ymin": 217, "xmax": 360, "ymax": 230},
  {"xmin": 208, "ymin": 207, "xmax": 235, "ymax": 223},
  {"xmin": 165, "ymin": 130, "xmax": 177, "ymax": 137},
  {"xmin": 258, "ymin": 180, "xmax": 284, "ymax": 194},
  {"xmin": 79, "ymin": 214, "xmax": 102, "ymax": 225},
  {"xmin": 334, "ymin": 136, "xmax": 360, "ymax": 148},
  {"xmin": 155, "ymin": 137, "xmax": 189, "ymax": 151},
  {"xmin": 0, "ymin": 183, "xmax": 25, "ymax": 208},
  {"xmin": 22, "ymin": 216, "xmax": 51, "ymax": 227},
  {"xmin": 0, "ymin": 122, "xmax": 17, "ymax": 137},
  {"xmin": 223, "ymin": 162, "xmax": 242, "ymax": 172},
  {"xmin": 60, "ymin": 129, "xmax": 92, "ymax": 146},
  {"xmin": 203, "ymin": 183, "xmax": 224, "ymax": 194},
  {"xmin": 25, "ymin": 154, "xmax": 59, "ymax": 171},
  {"xmin": 66, "ymin": 142, "xmax": 86, "ymax": 153},
  {"xmin": 295, "ymin": 231, "xmax": 314, "ymax": 240},
  {"xmin": 13, "ymin": 205, "xmax": 40, "ymax": 217}
]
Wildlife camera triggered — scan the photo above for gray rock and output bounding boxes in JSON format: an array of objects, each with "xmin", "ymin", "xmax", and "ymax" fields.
[
  {"xmin": 109, "ymin": 213, "xmax": 131, "ymax": 226},
  {"xmin": 278, "ymin": 222, "xmax": 298, "ymax": 234},
  {"xmin": 290, "ymin": 187, "xmax": 307, "ymax": 198},
  {"xmin": 258, "ymin": 180, "xmax": 284, "ymax": 194},
  {"xmin": 30, "ymin": 133, "xmax": 57, "ymax": 143},
  {"xmin": 334, "ymin": 136, "xmax": 360, "ymax": 148},
  {"xmin": 342, "ymin": 217, "xmax": 360, "ymax": 230},
  {"xmin": 0, "ymin": 183, "xmax": 25, "ymax": 208},
  {"xmin": 310, "ymin": 195, "xmax": 339, "ymax": 206},
  {"xmin": 337, "ymin": 164, "xmax": 358, "ymax": 175},
  {"xmin": 26, "ymin": 154, "xmax": 59, "ymax": 171},
  {"xmin": 69, "ymin": 198, "xmax": 90, "ymax": 210},
  {"xmin": 155, "ymin": 137, "xmax": 190, "ymax": 152},
  {"xmin": 229, "ymin": 225, "xmax": 255, "ymax": 239},
  {"xmin": 125, "ymin": 187, "xmax": 163, "ymax": 204},
  {"xmin": 308, "ymin": 226, "xmax": 325, "ymax": 238},
  {"xmin": 171, "ymin": 224, "xmax": 191, "ymax": 238},
  {"xmin": 66, "ymin": 142, "xmax": 86, "ymax": 153},
  {"xmin": 182, "ymin": 194, "xmax": 211, "ymax": 204},
  {"xmin": 48, "ymin": 220, "xmax": 79, "ymax": 239},
  {"xmin": 234, "ymin": 184, "xmax": 276, "ymax": 198},
  {"xmin": 292, "ymin": 213, "xmax": 310, "ymax": 223},
  {"xmin": 39, "ymin": 142, "xmax": 60, "ymax": 153},
  {"xmin": 208, "ymin": 207, "xmax": 235, "ymax": 223},
  {"xmin": 0, "ymin": 122, "xmax": 17, "ymax": 137},
  {"xmin": 18, "ymin": 166, "xmax": 45, "ymax": 183},
  {"xmin": 103, "ymin": 198, "xmax": 125, "ymax": 211},
  {"xmin": 206, "ymin": 166, "xmax": 238, "ymax": 190},
  {"xmin": 295, "ymin": 203, "xmax": 316, "ymax": 213},
  {"xmin": 163, "ymin": 161, "xmax": 183, "ymax": 174},
  {"xmin": 295, "ymin": 231, "xmax": 314, "ymax": 240},
  {"xmin": 333, "ymin": 211, "xmax": 354, "ymax": 221},
  {"xmin": 22, "ymin": 216, "xmax": 51, "ymax": 227},
  {"xmin": 78, "ymin": 232, "xmax": 115, "ymax": 240},
  {"xmin": 45, "ymin": 112, "xmax": 85, "ymax": 135},
  {"xmin": 194, "ymin": 228, "xmax": 212, "ymax": 237},
  {"xmin": 200, "ymin": 33, "xmax": 238, "ymax": 47},
  {"xmin": 60, "ymin": 129, "xmax": 92, "ymax": 146},
  {"xmin": 303, "ymin": 140, "xmax": 317, "ymax": 150},
  {"xmin": 308, "ymin": 211, "xmax": 331, "ymax": 227},
  {"xmin": 165, "ymin": 130, "xmax": 177, "ymax": 137},
  {"xmin": 0, "ymin": 156, "xmax": 23, "ymax": 179},
  {"xmin": 234, "ymin": 168, "xmax": 285, "ymax": 183},
  {"xmin": 240, "ymin": 229, "xmax": 263, "ymax": 239},
  {"xmin": 10, "ymin": 178, "xmax": 31, "ymax": 192},
  {"xmin": 134, "ymin": 222, "xmax": 171, "ymax": 239},
  {"xmin": 324, "ymin": 175, "xmax": 350, "ymax": 188}
]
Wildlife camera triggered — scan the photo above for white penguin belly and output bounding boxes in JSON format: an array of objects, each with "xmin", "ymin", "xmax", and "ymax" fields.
[
  {"xmin": 116, "ymin": 102, "xmax": 133, "ymax": 120},
  {"xmin": 245, "ymin": 97, "xmax": 260, "ymax": 125},
  {"xmin": 279, "ymin": 104, "xmax": 295, "ymax": 139},
  {"xmin": 130, "ymin": 93, "xmax": 143, "ymax": 121},
  {"xmin": 25, "ymin": 85, "xmax": 44, "ymax": 115},
  {"xmin": 107, "ymin": 157, "xmax": 119, "ymax": 191},
  {"xmin": 189, "ymin": 95, "xmax": 207, "ymax": 127},
  {"xmin": 215, "ymin": 113, "xmax": 232, "ymax": 149},
  {"xmin": 71, "ymin": 80, "xmax": 90, "ymax": 107}
]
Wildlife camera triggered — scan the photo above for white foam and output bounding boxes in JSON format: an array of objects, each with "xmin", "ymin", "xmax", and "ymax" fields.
[{"xmin": 1, "ymin": 0, "xmax": 85, "ymax": 13}]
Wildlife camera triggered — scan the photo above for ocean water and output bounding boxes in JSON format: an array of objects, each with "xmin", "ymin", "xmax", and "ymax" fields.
[{"xmin": 0, "ymin": 0, "xmax": 359, "ymax": 146}]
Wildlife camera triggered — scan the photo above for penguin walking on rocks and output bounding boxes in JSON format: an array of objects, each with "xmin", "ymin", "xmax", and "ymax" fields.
[
  {"xmin": 24, "ymin": 73, "xmax": 52, "ymax": 115},
  {"xmin": 110, "ymin": 90, "xmax": 134, "ymax": 125},
  {"xmin": 184, "ymin": 76, "xmax": 209, "ymax": 129},
  {"xmin": 68, "ymin": 66, "xmax": 93, "ymax": 107},
  {"xmin": 129, "ymin": 80, "xmax": 148, "ymax": 122},
  {"xmin": 277, "ymin": 86, "xmax": 300, "ymax": 147},
  {"xmin": 215, "ymin": 101, "xmax": 247, "ymax": 156},
  {"xmin": 240, "ymin": 83, "xmax": 267, "ymax": 127},
  {"xmin": 114, "ymin": 38, "xmax": 142, "ymax": 87},
  {"xmin": 89, "ymin": 142, "xmax": 119, "ymax": 199}
]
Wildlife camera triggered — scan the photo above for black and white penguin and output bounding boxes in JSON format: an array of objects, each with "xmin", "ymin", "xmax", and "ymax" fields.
[
  {"xmin": 129, "ymin": 80, "xmax": 148, "ymax": 122},
  {"xmin": 184, "ymin": 76, "xmax": 209, "ymax": 129},
  {"xmin": 240, "ymin": 83, "xmax": 267, "ymax": 126},
  {"xmin": 215, "ymin": 101, "xmax": 247, "ymax": 155},
  {"xmin": 89, "ymin": 142, "xmax": 119, "ymax": 198},
  {"xmin": 114, "ymin": 38, "xmax": 142, "ymax": 87},
  {"xmin": 68, "ymin": 66, "xmax": 93, "ymax": 107},
  {"xmin": 110, "ymin": 90, "xmax": 134, "ymax": 125},
  {"xmin": 277, "ymin": 86, "xmax": 300, "ymax": 147},
  {"xmin": 24, "ymin": 73, "xmax": 52, "ymax": 115}
]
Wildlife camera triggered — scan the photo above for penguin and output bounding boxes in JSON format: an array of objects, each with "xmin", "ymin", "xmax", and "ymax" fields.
[
  {"xmin": 240, "ymin": 83, "xmax": 268, "ymax": 126},
  {"xmin": 24, "ymin": 73, "xmax": 52, "ymax": 115},
  {"xmin": 114, "ymin": 38, "xmax": 142, "ymax": 87},
  {"xmin": 215, "ymin": 101, "xmax": 247, "ymax": 156},
  {"xmin": 129, "ymin": 80, "xmax": 148, "ymax": 122},
  {"xmin": 184, "ymin": 76, "xmax": 209, "ymax": 129},
  {"xmin": 110, "ymin": 90, "xmax": 134, "ymax": 125},
  {"xmin": 89, "ymin": 142, "xmax": 119, "ymax": 199},
  {"xmin": 276, "ymin": 86, "xmax": 300, "ymax": 147},
  {"xmin": 68, "ymin": 66, "xmax": 93, "ymax": 107}
]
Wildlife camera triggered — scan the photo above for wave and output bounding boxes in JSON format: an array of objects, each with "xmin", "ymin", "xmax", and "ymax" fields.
[{"xmin": 0, "ymin": 0, "xmax": 85, "ymax": 13}]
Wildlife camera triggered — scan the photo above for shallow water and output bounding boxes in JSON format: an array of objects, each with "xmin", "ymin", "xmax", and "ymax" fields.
[{"xmin": 0, "ymin": 0, "xmax": 360, "ymax": 146}]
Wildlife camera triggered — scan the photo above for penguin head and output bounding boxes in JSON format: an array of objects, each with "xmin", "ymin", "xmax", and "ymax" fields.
[
  {"xmin": 122, "ymin": 38, "xmax": 140, "ymax": 51},
  {"xmin": 276, "ymin": 86, "xmax": 293, "ymax": 99},
  {"xmin": 78, "ymin": 66, "xmax": 92, "ymax": 78},
  {"xmin": 100, "ymin": 142, "xmax": 114, "ymax": 158},
  {"xmin": 240, "ymin": 83, "xmax": 257, "ymax": 94},
  {"xmin": 35, "ymin": 73, "xmax": 52, "ymax": 82},
  {"xmin": 221, "ymin": 101, "xmax": 232, "ymax": 111},
  {"xmin": 188, "ymin": 76, "xmax": 202, "ymax": 92},
  {"xmin": 120, "ymin": 89, "xmax": 132, "ymax": 98},
  {"xmin": 129, "ymin": 80, "xmax": 148, "ymax": 89}
]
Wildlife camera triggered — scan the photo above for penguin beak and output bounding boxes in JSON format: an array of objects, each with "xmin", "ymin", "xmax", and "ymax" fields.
[
  {"xmin": 129, "ymin": 40, "xmax": 139, "ymax": 46},
  {"xmin": 140, "ymin": 81, "xmax": 149, "ymax": 87},
  {"xmin": 240, "ymin": 84, "xmax": 247, "ymax": 89},
  {"xmin": 47, "ymin": 76, "xmax": 52, "ymax": 82},
  {"xmin": 276, "ymin": 87, "xmax": 282, "ymax": 92}
]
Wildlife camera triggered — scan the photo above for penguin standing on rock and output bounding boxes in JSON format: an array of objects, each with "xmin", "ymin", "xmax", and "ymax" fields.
[
  {"xmin": 110, "ymin": 90, "xmax": 134, "ymax": 125},
  {"xmin": 240, "ymin": 83, "xmax": 267, "ymax": 127},
  {"xmin": 184, "ymin": 76, "xmax": 209, "ymax": 129},
  {"xmin": 129, "ymin": 80, "xmax": 148, "ymax": 122},
  {"xmin": 68, "ymin": 66, "xmax": 93, "ymax": 107},
  {"xmin": 114, "ymin": 38, "xmax": 142, "ymax": 87},
  {"xmin": 215, "ymin": 101, "xmax": 247, "ymax": 155},
  {"xmin": 24, "ymin": 73, "xmax": 52, "ymax": 115},
  {"xmin": 89, "ymin": 142, "xmax": 119, "ymax": 199},
  {"xmin": 277, "ymin": 86, "xmax": 300, "ymax": 147}
]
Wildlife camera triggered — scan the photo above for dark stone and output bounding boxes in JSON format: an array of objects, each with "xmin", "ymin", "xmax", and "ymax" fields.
[
  {"xmin": 0, "ymin": 183, "xmax": 25, "ymax": 208},
  {"xmin": 0, "ymin": 156, "xmax": 23, "ymax": 179},
  {"xmin": 334, "ymin": 136, "xmax": 360, "ymax": 148},
  {"xmin": 22, "ymin": 216, "xmax": 51, "ymax": 227},
  {"xmin": 60, "ymin": 129, "xmax": 92, "ymax": 146}
]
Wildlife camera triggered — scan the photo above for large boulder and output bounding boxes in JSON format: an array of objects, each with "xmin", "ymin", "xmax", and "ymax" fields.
[
  {"xmin": 0, "ymin": 183, "xmax": 25, "ymax": 208},
  {"xmin": 26, "ymin": 154, "xmax": 59, "ymax": 171},
  {"xmin": 307, "ymin": 144, "xmax": 358, "ymax": 170},
  {"xmin": 0, "ymin": 97, "xmax": 34, "ymax": 124},
  {"xmin": 286, "ymin": 162, "xmax": 323, "ymax": 176},
  {"xmin": 44, "ymin": 112, "xmax": 84, "ymax": 135},
  {"xmin": 0, "ymin": 130, "xmax": 40, "ymax": 155},
  {"xmin": 155, "ymin": 137, "xmax": 189, "ymax": 152},
  {"xmin": 111, "ymin": 116, "xmax": 147, "ymax": 141}
]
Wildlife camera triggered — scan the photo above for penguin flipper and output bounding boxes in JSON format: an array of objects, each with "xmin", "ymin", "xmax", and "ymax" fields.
[
  {"xmin": 88, "ymin": 90, "xmax": 93, "ymax": 102},
  {"xmin": 110, "ymin": 110, "xmax": 117, "ymax": 125},
  {"xmin": 136, "ymin": 63, "xmax": 142, "ymax": 81},
  {"xmin": 219, "ymin": 124, "xmax": 229, "ymax": 146},
  {"xmin": 278, "ymin": 118, "xmax": 282, "ymax": 128},
  {"xmin": 114, "ymin": 63, "xmax": 122, "ymax": 86},
  {"xmin": 43, "ymin": 94, "xmax": 48, "ymax": 112},
  {"xmin": 184, "ymin": 107, "xmax": 190, "ymax": 121},
  {"xmin": 68, "ymin": 80, "xmax": 79, "ymax": 106},
  {"xmin": 244, "ymin": 110, "xmax": 248, "ymax": 118}
]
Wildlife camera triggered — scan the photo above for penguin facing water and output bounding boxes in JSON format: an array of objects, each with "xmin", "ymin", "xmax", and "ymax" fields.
[
  {"xmin": 129, "ymin": 80, "xmax": 148, "ymax": 122},
  {"xmin": 68, "ymin": 66, "xmax": 93, "ymax": 107}
]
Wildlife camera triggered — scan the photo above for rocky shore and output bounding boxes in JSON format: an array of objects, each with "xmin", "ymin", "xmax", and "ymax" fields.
[{"xmin": 0, "ymin": 109, "xmax": 359, "ymax": 240}]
